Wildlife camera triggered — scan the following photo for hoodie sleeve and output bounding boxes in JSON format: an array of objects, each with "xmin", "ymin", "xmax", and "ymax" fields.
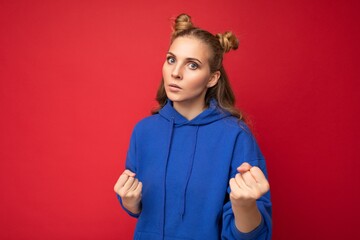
[
  {"xmin": 116, "ymin": 126, "xmax": 141, "ymax": 218},
  {"xmin": 221, "ymin": 127, "xmax": 272, "ymax": 240}
]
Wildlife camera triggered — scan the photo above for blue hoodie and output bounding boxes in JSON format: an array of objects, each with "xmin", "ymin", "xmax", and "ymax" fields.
[{"xmin": 117, "ymin": 99, "xmax": 272, "ymax": 240}]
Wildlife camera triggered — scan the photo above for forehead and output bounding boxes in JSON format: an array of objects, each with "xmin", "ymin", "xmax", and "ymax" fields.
[{"xmin": 169, "ymin": 36, "xmax": 211, "ymax": 61}]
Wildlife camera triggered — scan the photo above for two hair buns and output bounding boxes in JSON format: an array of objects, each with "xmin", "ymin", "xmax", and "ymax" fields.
[{"xmin": 172, "ymin": 14, "xmax": 239, "ymax": 53}]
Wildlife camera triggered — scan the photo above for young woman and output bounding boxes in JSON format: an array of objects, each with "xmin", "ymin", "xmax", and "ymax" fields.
[{"xmin": 114, "ymin": 14, "xmax": 272, "ymax": 240}]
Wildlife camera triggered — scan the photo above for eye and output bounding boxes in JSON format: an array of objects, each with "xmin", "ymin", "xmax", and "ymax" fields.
[
  {"xmin": 188, "ymin": 62, "xmax": 199, "ymax": 70},
  {"xmin": 167, "ymin": 56, "xmax": 175, "ymax": 64}
]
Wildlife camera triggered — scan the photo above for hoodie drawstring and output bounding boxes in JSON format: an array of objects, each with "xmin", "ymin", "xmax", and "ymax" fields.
[
  {"xmin": 179, "ymin": 125, "xmax": 199, "ymax": 219},
  {"xmin": 161, "ymin": 117, "xmax": 175, "ymax": 239}
]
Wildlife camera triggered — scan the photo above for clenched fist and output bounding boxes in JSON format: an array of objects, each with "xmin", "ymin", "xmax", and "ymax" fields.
[
  {"xmin": 114, "ymin": 169, "xmax": 142, "ymax": 214},
  {"xmin": 229, "ymin": 162, "xmax": 270, "ymax": 208}
]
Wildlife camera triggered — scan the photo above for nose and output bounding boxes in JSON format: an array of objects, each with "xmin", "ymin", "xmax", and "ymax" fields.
[{"xmin": 171, "ymin": 65, "xmax": 183, "ymax": 80}]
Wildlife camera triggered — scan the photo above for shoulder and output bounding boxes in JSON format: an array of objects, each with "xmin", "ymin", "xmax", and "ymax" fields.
[
  {"xmin": 221, "ymin": 116, "xmax": 253, "ymax": 136},
  {"xmin": 219, "ymin": 117, "xmax": 260, "ymax": 151},
  {"xmin": 133, "ymin": 114, "xmax": 164, "ymax": 132}
]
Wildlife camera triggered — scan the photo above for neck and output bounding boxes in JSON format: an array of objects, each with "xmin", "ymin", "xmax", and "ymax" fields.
[{"xmin": 173, "ymin": 98, "xmax": 206, "ymax": 121}]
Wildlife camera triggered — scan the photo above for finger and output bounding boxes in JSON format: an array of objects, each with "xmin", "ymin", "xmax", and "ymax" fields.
[
  {"xmin": 237, "ymin": 162, "xmax": 252, "ymax": 174},
  {"xmin": 249, "ymin": 167, "xmax": 267, "ymax": 183},
  {"xmin": 128, "ymin": 178, "xmax": 139, "ymax": 192},
  {"xmin": 229, "ymin": 178, "xmax": 240, "ymax": 192},
  {"xmin": 250, "ymin": 167, "xmax": 270, "ymax": 193},
  {"xmin": 134, "ymin": 182, "xmax": 143, "ymax": 195},
  {"xmin": 242, "ymin": 171, "xmax": 257, "ymax": 187},
  {"xmin": 123, "ymin": 177, "xmax": 135, "ymax": 191},
  {"xmin": 114, "ymin": 169, "xmax": 136, "ymax": 191},
  {"xmin": 235, "ymin": 173, "xmax": 248, "ymax": 189},
  {"xmin": 114, "ymin": 173, "xmax": 130, "ymax": 192},
  {"xmin": 123, "ymin": 169, "xmax": 136, "ymax": 177}
]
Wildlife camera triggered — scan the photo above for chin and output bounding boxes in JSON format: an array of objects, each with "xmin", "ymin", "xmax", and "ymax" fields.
[
  {"xmin": 165, "ymin": 92, "xmax": 181, "ymax": 102},
  {"xmin": 167, "ymin": 96, "xmax": 181, "ymax": 103}
]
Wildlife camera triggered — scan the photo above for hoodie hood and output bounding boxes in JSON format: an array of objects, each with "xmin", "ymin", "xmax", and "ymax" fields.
[
  {"xmin": 159, "ymin": 98, "xmax": 231, "ymax": 126},
  {"xmin": 158, "ymin": 98, "xmax": 231, "ymax": 221}
]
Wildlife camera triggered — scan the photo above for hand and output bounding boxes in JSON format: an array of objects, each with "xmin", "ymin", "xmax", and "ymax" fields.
[
  {"xmin": 114, "ymin": 169, "xmax": 142, "ymax": 214},
  {"xmin": 229, "ymin": 162, "xmax": 270, "ymax": 208}
]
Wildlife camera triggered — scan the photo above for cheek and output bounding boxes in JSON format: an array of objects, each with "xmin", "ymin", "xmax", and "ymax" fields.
[
  {"xmin": 162, "ymin": 63, "xmax": 170, "ymax": 81},
  {"xmin": 188, "ymin": 73, "xmax": 211, "ymax": 89}
]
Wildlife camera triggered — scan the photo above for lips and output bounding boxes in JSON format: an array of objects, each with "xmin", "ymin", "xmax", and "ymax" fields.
[{"xmin": 169, "ymin": 83, "xmax": 182, "ymax": 89}]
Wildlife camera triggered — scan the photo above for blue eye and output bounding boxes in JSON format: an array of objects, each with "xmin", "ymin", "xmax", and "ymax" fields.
[
  {"xmin": 189, "ymin": 62, "xmax": 198, "ymax": 70},
  {"xmin": 167, "ymin": 56, "xmax": 175, "ymax": 64}
]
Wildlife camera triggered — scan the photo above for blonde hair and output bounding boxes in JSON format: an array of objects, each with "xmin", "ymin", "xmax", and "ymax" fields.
[{"xmin": 152, "ymin": 13, "xmax": 245, "ymax": 121}]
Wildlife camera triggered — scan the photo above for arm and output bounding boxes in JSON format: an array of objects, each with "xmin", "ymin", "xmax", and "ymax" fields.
[
  {"xmin": 222, "ymin": 197, "xmax": 271, "ymax": 240},
  {"xmin": 221, "ymin": 127, "xmax": 272, "ymax": 240},
  {"xmin": 230, "ymin": 163, "xmax": 270, "ymax": 233},
  {"xmin": 114, "ymin": 127, "xmax": 143, "ymax": 218},
  {"xmin": 114, "ymin": 169, "xmax": 142, "ymax": 215}
]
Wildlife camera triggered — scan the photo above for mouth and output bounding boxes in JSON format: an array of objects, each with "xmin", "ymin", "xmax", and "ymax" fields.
[{"xmin": 169, "ymin": 83, "xmax": 182, "ymax": 89}]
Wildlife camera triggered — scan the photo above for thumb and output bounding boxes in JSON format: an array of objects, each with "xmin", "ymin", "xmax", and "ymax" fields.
[
  {"xmin": 123, "ymin": 169, "xmax": 136, "ymax": 177},
  {"xmin": 237, "ymin": 162, "xmax": 252, "ymax": 174}
]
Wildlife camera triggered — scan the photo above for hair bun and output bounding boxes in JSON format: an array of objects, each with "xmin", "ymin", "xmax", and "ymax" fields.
[
  {"xmin": 216, "ymin": 31, "xmax": 239, "ymax": 53},
  {"xmin": 172, "ymin": 13, "xmax": 195, "ymax": 37}
]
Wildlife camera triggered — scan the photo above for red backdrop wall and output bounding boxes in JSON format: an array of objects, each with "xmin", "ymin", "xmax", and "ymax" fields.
[{"xmin": 1, "ymin": 1, "xmax": 359, "ymax": 239}]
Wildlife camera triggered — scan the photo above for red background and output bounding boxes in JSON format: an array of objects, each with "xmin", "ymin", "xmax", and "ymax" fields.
[{"xmin": 1, "ymin": 0, "xmax": 359, "ymax": 239}]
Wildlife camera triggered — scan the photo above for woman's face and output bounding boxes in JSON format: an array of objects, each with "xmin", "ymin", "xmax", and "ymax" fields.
[{"xmin": 162, "ymin": 36, "xmax": 219, "ymax": 108}]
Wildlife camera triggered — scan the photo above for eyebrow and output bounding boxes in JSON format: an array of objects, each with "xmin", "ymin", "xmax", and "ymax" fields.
[{"xmin": 167, "ymin": 52, "xmax": 203, "ymax": 64}]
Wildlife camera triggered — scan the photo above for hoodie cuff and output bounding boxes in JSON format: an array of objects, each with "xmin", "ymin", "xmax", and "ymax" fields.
[
  {"xmin": 116, "ymin": 194, "xmax": 140, "ymax": 218},
  {"xmin": 231, "ymin": 215, "xmax": 265, "ymax": 240}
]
